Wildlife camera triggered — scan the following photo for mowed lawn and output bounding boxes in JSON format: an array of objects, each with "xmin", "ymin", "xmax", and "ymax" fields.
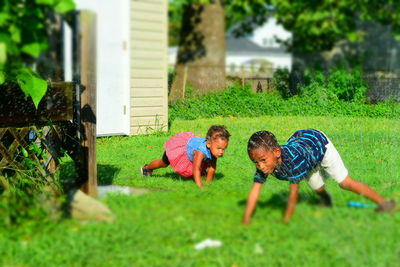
[{"xmin": 2, "ymin": 116, "xmax": 400, "ymax": 266}]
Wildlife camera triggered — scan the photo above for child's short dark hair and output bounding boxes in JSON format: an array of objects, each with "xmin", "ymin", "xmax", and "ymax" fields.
[
  {"xmin": 206, "ymin": 125, "xmax": 231, "ymax": 141},
  {"xmin": 247, "ymin": 131, "xmax": 279, "ymax": 152}
]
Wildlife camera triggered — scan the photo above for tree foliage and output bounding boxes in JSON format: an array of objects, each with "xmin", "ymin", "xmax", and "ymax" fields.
[
  {"xmin": 169, "ymin": 0, "xmax": 400, "ymax": 52},
  {"xmin": 0, "ymin": 0, "xmax": 75, "ymax": 108},
  {"xmin": 271, "ymin": 0, "xmax": 400, "ymax": 52}
]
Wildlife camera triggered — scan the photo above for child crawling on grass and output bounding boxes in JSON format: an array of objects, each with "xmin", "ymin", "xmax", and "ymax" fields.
[
  {"xmin": 243, "ymin": 129, "xmax": 396, "ymax": 224},
  {"xmin": 141, "ymin": 125, "xmax": 230, "ymax": 188}
]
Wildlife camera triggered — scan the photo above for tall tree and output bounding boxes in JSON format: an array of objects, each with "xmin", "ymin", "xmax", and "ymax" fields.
[{"xmin": 170, "ymin": 0, "xmax": 225, "ymax": 101}]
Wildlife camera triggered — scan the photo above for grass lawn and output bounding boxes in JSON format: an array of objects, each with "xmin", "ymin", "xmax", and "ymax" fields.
[{"xmin": 1, "ymin": 115, "xmax": 400, "ymax": 266}]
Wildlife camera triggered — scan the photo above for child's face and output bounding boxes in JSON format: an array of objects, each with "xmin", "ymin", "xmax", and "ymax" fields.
[
  {"xmin": 249, "ymin": 147, "xmax": 281, "ymax": 174},
  {"xmin": 207, "ymin": 138, "xmax": 228, "ymax": 158}
]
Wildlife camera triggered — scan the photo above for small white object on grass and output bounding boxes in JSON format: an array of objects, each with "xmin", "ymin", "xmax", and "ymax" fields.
[
  {"xmin": 254, "ymin": 243, "xmax": 264, "ymax": 254},
  {"xmin": 98, "ymin": 185, "xmax": 131, "ymax": 198},
  {"xmin": 98, "ymin": 186, "xmax": 152, "ymax": 198},
  {"xmin": 194, "ymin": 238, "xmax": 222, "ymax": 250}
]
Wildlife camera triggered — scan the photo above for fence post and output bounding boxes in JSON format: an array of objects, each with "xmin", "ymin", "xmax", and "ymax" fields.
[
  {"xmin": 241, "ymin": 70, "xmax": 245, "ymax": 88},
  {"xmin": 79, "ymin": 11, "xmax": 97, "ymax": 197},
  {"xmin": 182, "ymin": 65, "xmax": 188, "ymax": 100}
]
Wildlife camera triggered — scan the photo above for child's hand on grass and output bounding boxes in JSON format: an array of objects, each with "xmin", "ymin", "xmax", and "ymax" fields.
[
  {"xmin": 282, "ymin": 215, "xmax": 291, "ymax": 223},
  {"xmin": 198, "ymin": 185, "xmax": 209, "ymax": 190},
  {"xmin": 242, "ymin": 217, "xmax": 251, "ymax": 225}
]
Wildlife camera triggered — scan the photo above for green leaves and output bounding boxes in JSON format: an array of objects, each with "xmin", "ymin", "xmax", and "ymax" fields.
[
  {"xmin": 0, "ymin": 0, "xmax": 76, "ymax": 108},
  {"xmin": 21, "ymin": 43, "xmax": 42, "ymax": 58},
  {"xmin": 171, "ymin": 0, "xmax": 400, "ymax": 52},
  {"xmin": 346, "ymin": 31, "xmax": 365, "ymax": 42},
  {"xmin": 16, "ymin": 68, "xmax": 48, "ymax": 109},
  {"xmin": 36, "ymin": 0, "xmax": 56, "ymax": 4},
  {"xmin": 9, "ymin": 24, "xmax": 21, "ymax": 43},
  {"xmin": 0, "ymin": 12, "xmax": 11, "ymax": 26},
  {"xmin": 22, "ymin": 148, "xmax": 29, "ymax": 158},
  {"xmin": 54, "ymin": 0, "xmax": 76, "ymax": 13},
  {"xmin": 0, "ymin": 71, "xmax": 5, "ymax": 85},
  {"xmin": 0, "ymin": 42, "xmax": 6, "ymax": 66},
  {"xmin": 0, "ymin": 33, "xmax": 13, "ymax": 57},
  {"xmin": 35, "ymin": 0, "xmax": 76, "ymax": 13}
]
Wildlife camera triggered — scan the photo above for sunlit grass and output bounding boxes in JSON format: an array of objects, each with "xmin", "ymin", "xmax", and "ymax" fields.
[{"xmin": 1, "ymin": 115, "xmax": 399, "ymax": 266}]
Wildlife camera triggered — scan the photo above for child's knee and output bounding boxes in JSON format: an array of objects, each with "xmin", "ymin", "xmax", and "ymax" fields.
[
  {"xmin": 338, "ymin": 176, "xmax": 352, "ymax": 189},
  {"xmin": 160, "ymin": 161, "xmax": 169, "ymax": 168}
]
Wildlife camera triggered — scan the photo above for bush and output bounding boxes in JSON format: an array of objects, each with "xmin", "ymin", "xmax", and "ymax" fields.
[
  {"xmin": 0, "ymin": 170, "xmax": 63, "ymax": 228},
  {"xmin": 169, "ymin": 83, "xmax": 400, "ymax": 122},
  {"xmin": 301, "ymin": 69, "xmax": 368, "ymax": 102},
  {"xmin": 0, "ymin": 130, "xmax": 65, "ymax": 228},
  {"xmin": 273, "ymin": 68, "xmax": 292, "ymax": 99}
]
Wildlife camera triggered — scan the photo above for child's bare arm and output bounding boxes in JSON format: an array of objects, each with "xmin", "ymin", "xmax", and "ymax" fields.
[
  {"xmin": 205, "ymin": 159, "xmax": 217, "ymax": 182},
  {"xmin": 243, "ymin": 183, "xmax": 263, "ymax": 224},
  {"xmin": 192, "ymin": 151, "xmax": 205, "ymax": 188},
  {"xmin": 283, "ymin": 183, "xmax": 299, "ymax": 223}
]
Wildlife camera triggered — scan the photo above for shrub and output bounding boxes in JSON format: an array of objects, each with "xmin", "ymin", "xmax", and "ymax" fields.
[
  {"xmin": 301, "ymin": 69, "xmax": 368, "ymax": 102},
  {"xmin": 0, "ymin": 169, "xmax": 63, "ymax": 228},
  {"xmin": 169, "ymin": 83, "xmax": 400, "ymax": 122},
  {"xmin": 0, "ymin": 128, "xmax": 65, "ymax": 228},
  {"xmin": 273, "ymin": 68, "xmax": 292, "ymax": 99}
]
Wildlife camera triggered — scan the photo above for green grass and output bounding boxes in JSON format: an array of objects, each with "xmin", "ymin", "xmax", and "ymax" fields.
[{"xmin": 1, "ymin": 115, "xmax": 400, "ymax": 266}]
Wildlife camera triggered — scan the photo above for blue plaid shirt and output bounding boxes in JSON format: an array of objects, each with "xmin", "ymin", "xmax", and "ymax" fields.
[{"xmin": 254, "ymin": 129, "xmax": 329, "ymax": 184}]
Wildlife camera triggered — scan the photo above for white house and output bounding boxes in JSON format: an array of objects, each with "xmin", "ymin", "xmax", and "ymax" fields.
[
  {"xmin": 69, "ymin": 0, "xmax": 168, "ymax": 136},
  {"xmin": 168, "ymin": 17, "xmax": 292, "ymax": 75},
  {"xmin": 227, "ymin": 17, "xmax": 292, "ymax": 74}
]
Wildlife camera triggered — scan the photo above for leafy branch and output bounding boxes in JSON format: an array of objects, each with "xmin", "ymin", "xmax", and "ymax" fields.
[{"xmin": 0, "ymin": 0, "xmax": 75, "ymax": 109}]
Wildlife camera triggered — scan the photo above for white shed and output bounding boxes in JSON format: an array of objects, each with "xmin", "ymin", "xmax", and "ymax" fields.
[{"xmin": 71, "ymin": 0, "xmax": 168, "ymax": 136}]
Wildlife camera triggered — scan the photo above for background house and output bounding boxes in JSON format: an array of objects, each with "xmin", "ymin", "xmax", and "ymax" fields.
[
  {"xmin": 226, "ymin": 17, "xmax": 292, "ymax": 76},
  {"xmin": 68, "ymin": 0, "xmax": 168, "ymax": 136},
  {"xmin": 168, "ymin": 17, "xmax": 292, "ymax": 76}
]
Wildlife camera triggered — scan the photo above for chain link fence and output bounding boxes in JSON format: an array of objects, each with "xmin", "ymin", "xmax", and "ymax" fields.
[{"xmin": 363, "ymin": 71, "xmax": 400, "ymax": 102}]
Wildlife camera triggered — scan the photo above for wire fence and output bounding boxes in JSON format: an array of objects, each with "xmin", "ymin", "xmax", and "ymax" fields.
[{"xmin": 363, "ymin": 75, "xmax": 400, "ymax": 102}]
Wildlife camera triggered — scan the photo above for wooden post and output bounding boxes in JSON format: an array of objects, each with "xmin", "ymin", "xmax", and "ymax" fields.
[
  {"xmin": 241, "ymin": 69, "xmax": 245, "ymax": 88},
  {"xmin": 79, "ymin": 11, "xmax": 97, "ymax": 197},
  {"xmin": 182, "ymin": 65, "xmax": 188, "ymax": 100}
]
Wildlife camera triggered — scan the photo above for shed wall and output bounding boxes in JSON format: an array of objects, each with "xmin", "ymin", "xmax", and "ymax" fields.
[{"xmin": 131, "ymin": 0, "xmax": 168, "ymax": 135}]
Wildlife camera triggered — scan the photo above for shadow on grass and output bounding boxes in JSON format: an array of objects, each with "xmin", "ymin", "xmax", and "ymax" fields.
[
  {"xmin": 152, "ymin": 172, "xmax": 224, "ymax": 181},
  {"xmin": 59, "ymin": 162, "xmax": 120, "ymax": 190},
  {"xmin": 97, "ymin": 164, "xmax": 120, "ymax": 185},
  {"xmin": 237, "ymin": 191, "xmax": 321, "ymax": 210}
]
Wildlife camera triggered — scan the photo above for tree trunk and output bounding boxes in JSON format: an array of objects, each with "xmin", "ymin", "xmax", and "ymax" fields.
[{"xmin": 170, "ymin": 1, "xmax": 225, "ymax": 102}]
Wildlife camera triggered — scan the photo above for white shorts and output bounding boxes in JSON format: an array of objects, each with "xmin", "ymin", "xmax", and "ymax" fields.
[{"xmin": 306, "ymin": 136, "xmax": 348, "ymax": 190}]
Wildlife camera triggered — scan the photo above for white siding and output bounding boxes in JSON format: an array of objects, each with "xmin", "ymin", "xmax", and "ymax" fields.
[
  {"xmin": 131, "ymin": 0, "xmax": 168, "ymax": 135},
  {"xmin": 249, "ymin": 17, "xmax": 292, "ymax": 49}
]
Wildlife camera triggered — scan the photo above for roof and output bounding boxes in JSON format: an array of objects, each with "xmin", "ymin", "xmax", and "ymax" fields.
[{"xmin": 226, "ymin": 36, "xmax": 288, "ymax": 54}]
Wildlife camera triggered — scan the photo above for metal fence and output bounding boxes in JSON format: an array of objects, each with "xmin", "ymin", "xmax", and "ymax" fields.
[{"xmin": 363, "ymin": 75, "xmax": 400, "ymax": 102}]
